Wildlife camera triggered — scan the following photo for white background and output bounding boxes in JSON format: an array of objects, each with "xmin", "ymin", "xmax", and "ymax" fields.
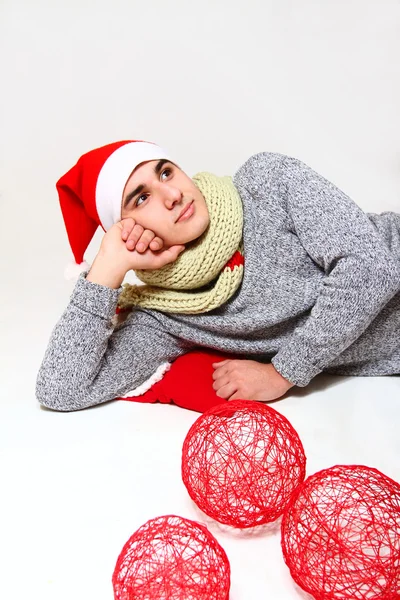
[{"xmin": 1, "ymin": 1, "xmax": 399, "ymax": 598}]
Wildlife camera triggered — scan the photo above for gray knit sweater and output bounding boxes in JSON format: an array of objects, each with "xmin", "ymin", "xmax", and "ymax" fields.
[{"xmin": 36, "ymin": 153, "xmax": 400, "ymax": 411}]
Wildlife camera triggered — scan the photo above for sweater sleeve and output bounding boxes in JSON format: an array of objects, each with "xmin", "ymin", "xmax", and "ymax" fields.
[
  {"xmin": 269, "ymin": 156, "xmax": 400, "ymax": 386},
  {"xmin": 36, "ymin": 273, "xmax": 186, "ymax": 412}
]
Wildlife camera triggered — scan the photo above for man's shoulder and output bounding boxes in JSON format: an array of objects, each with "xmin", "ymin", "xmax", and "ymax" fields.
[
  {"xmin": 236, "ymin": 151, "xmax": 304, "ymax": 171},
  {"xmin": 233, "ymin": 152, "xmax": 301, "ymax": 183}
]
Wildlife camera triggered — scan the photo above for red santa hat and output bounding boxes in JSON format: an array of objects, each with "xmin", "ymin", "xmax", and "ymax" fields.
[{"xmin": 56, "ymin": 140, "xmax": 171, "ymax": 279}]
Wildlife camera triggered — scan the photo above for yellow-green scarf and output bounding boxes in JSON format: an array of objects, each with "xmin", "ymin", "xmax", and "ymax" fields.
[{"xmin": 117, "ymin": 172, "xmax": 244, "ymax": 314}]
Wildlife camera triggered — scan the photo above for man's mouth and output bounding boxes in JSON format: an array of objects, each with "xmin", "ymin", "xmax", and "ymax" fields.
[{"xmin": 176, "ymin": 200, "xmax": 194, "ymax": 223}]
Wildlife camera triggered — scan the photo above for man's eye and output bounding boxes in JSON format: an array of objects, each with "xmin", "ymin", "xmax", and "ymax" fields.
[
  {"xmin": 161, "ymin": 168, "xmax": 172, "ymax": 180},
  {"xmin": 134, "ymin": 168, "xmax": 171, "ymax": 206},
  {"xmin": 135, "ymin": 194, "xmax": 147, "ymax": 207}
]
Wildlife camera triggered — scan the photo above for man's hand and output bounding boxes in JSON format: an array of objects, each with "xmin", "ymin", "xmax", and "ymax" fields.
[
  {"xmin": 212, "ymin": 359, "xmax": 294, "ymax": 402},
  {"xmin": 87, "ymin": 219, "xmax": 185, "ymax": 289},
  {"xmin": 121, "ymin": 217, "xmax": 165, "ymax": 253}
]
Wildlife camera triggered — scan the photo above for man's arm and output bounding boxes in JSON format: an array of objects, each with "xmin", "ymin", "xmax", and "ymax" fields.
[
  {"xmin": 266, "ymin": 155, "xmax": 400, "ymax": 387},
  {"xmin": 36, "ymin": 217, "xmax": 187, "ymax": 411},
  {"xmin": 36, "ymin": 273, "xmax": 186, "ymax": 412}
]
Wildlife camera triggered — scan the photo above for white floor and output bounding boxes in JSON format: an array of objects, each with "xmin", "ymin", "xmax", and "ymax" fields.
[{"xmin": 1, "ymin": 269, "xmax": 399, "ymax": 600}]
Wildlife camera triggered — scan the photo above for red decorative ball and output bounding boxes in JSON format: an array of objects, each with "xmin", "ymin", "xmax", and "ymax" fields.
[
  {"xmin": 112, "ymin": 514, "xmax": 230, "ymax": 600},
  {"xmin": 181, "ymin": 400, "xmax": 306, "ymax": 528},
  {"xmin": 281, "ymin": 465, "xmax": 400, "ymax": 600}
]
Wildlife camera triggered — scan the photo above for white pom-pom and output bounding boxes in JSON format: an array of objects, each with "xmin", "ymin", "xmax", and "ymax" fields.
[{"xmin": 64, "ymin": 260, "xmax": 91, "ymax": 281}]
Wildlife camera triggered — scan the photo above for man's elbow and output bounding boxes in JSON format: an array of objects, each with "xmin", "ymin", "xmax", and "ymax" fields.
[
  {"xmin": 36, "ymin": 376, "xmax": 91, "ymax": 412},
  {"xmin": 36, "ymin": 387, "xmax": 79, "ymax": 412}
]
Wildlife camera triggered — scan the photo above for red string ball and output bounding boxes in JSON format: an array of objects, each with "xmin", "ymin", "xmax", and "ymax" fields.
[
  {"xmin": 281, "ymin": 464, "xmax": 400, "ymax": 600},
  {"xmin": 181, "ymin": 400, "xmax": 306, "ymax": 529},
  {"xmin": 112, "ymin": 514, "xmax": 230, "ymax": 600}
]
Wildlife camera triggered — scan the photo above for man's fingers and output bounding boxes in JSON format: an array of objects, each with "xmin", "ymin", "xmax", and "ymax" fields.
[
  {"xmin": 149, "ymin": 237, "xmax": 164, "ymax": 251},
  {"xmin": 125, "ymin": 224, "xmax": 145, "ymax": 249},
  {"xmin": 212, "ymin": 368, "xmax": 228, "ymax": 380},
  {"xmin": 154, "ymin": 245, "xmax": 185, "ymax": 267},
  {"xmin": 228, "ymin": 392, "xmax": 250, "ymax": 401},
  {"xmin": 212, "ymin": 375, "xmax": 230, "ymax": 390},
  {"xmin": 121, "ymin": 218, "xmax": 135, "ymax": 240},
  {"xmin": 212, "ymin": 360, "xmax": 231, "ymax": 370},
  {"xmin": 216, "ymin": 383, "xmax": 238, "ymax": 399},
  {"xmin": 212, "ymin": 364, "xmax": 233, "ymax": 379},
  {"xmin": 135, "ymin": 230, "xmax": 156, "ymax": 253},
  {"xmin": 166, "ymin": 244, "xmax": 186, "ymax": 257}
]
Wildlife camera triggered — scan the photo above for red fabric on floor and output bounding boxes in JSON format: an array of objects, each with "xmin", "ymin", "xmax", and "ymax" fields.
[{"xmin": 118, "ymin": 350, "xmax": 236, "ymax": 413}]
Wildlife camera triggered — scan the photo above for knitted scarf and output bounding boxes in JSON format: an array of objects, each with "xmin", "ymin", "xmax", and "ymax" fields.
[{"xmin": 116, "ymin": 172, "xmax": 244, "ymax": 315}]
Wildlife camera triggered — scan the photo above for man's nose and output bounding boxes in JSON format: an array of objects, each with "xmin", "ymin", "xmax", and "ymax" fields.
[{"xmin": 162, "ymin": 184, "xmax": 183, "ymax": 208}]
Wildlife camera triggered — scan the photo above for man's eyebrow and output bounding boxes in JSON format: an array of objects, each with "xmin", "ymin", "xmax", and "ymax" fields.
[{"xmin": 122, "ymin": 159, "xmax": 172, "ymax": 210}]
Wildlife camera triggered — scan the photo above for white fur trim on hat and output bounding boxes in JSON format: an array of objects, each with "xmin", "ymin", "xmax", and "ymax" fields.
[
  {"xmin": 96, "ymin": 142, "xmax": 171, "ymax": 231},
  {"xmin": 64, "ymin": 260, "xmax": 91, "ymax": 281},
  {"xmin": 120, "ymin": 362, "xmax": 171, "ymax": 397}
]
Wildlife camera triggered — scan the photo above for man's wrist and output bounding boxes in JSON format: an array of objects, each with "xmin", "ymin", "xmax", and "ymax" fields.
[
  {"xmin": 86, "ymin": 254, "xmax": 126, "ymax": 289},
  {"xmin": 270, "ymin": 363, "xmax": 295, "ymax": 389}
]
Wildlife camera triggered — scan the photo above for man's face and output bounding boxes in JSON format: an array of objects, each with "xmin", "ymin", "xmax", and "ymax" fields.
[{"xmin": 121, "ymin": 159, "xmax": 210, "ymax": 246}]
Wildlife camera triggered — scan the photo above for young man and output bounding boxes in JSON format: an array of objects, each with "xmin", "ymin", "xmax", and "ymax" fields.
[{"xmin": 36, "ymin": 140, "xmax": 400, "ymax": 412}]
